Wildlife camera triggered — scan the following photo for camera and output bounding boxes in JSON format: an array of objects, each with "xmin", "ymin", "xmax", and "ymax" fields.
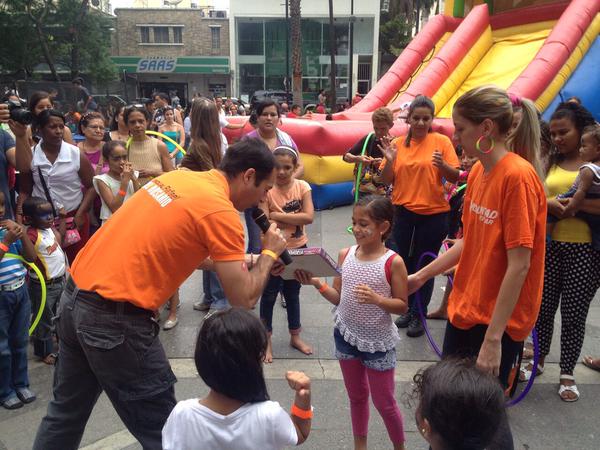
[{"xmin": 5, "ymin": 99, "xmax": 33, "ymax": 125}]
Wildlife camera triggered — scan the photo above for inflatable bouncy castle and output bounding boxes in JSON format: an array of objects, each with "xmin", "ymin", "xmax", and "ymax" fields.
[{"xmin": 226, "ymin": 0, "xmax": 600, "ymax": 209}]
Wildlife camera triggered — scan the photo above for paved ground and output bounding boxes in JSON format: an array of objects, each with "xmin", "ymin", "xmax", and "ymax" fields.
[{"xmin": 1, "ymin": 205, "xmax": 599, "ymax": 449}]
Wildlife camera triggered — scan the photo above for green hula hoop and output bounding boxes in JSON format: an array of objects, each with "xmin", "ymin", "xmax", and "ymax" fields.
[
  {"xmin": 348, "ymin": 132, "xmax": 375, "ymax": 234},
  {"xmin": 5, "ymin": 253, "xmax": 46, "ymax": 335},
  {"xmin": 126, "ymin": 130, "xmax": 187, "ymax": 156}
]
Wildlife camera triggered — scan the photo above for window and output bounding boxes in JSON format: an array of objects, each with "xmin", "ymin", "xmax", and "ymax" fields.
[
  {"xmin": 153, "ymin": 27, "xmax": 169, "ymax": 44},
  {"xmin": 211, "ymin": 27, "xmax": 220, "ymax": 50},
  {"xmin": 238, "ymin": 22, "xmax": 264, "ymax": 55},
  {"xmin": 173, "ymin": 27, "xmax": 182, "ymax": 44},
  {"xmin": 140, "ymin": 26, "xmax": 150, "ymax": 44}
]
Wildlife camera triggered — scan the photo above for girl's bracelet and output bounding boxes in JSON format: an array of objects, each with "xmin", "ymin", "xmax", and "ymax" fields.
[
  {"xmin": 0, "ymin": 242, "xmax": 9, "ymax": 253},
  {"xmin": 317, "ymin": 283, "xmax": 329, "ymax": 294},
  {"xmin": 291, "ymin": 403, "xmax": 313, "ymax": 420},
  {"xmin": 118, "ymin": 189, "xmax": 127, "ymax": 197}
]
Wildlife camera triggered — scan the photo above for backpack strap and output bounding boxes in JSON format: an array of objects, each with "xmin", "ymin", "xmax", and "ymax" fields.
[{"xmin": 384, "ymin": 253, "xmax": 397, "ymax": 285}]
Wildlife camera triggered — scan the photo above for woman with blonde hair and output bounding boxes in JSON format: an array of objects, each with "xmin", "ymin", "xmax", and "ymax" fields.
[
  {"xmin": 181, "ymin": 98, "xmax": 230, "ymax": 314},
  {"xmin": 407, "ymin": 85, "xmax": 547, "ymax": 449}
]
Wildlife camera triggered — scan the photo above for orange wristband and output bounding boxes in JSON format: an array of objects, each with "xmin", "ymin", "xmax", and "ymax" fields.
[
  {"xmin": 291, "ymin": 403, "xmax": 313, "ymax": 420},
  {"xmin": 0, "ymin": 242, "xmax": 8, "ymax": 253},
  {"xmin": 318, "ymin": 283, "xmax": 329, "ymax": 294},
  {"xmin": 261, "ymin": 249, "xmax": 278, "ymax": 261},
  {"xmin": 118, "ymin": 189, "xmax": 127, "ymax": 197}
]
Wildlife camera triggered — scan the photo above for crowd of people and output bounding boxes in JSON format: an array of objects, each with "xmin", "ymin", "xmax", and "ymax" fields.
[{"xmin": 0, "ymin": 82, "xmax": 599, "ymax": 450}]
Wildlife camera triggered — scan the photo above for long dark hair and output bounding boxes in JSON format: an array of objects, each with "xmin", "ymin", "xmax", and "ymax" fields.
[
  {"xmin": 546, "ymin": 102, "xmax": 596, "ymax": 175},
  {"xmin": 195, "ymin": 308, "xmax": 269, "ymax": 403},
  {"xmin": 110, "ymin": 105, "xmax": 125, "ymax": 131},
  {"xmin": 180, "ymin": 98, "xmax": 223, "ymax": 172}
]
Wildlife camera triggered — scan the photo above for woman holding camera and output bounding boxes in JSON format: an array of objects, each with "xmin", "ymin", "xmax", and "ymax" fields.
[{"xmin": 10, "ymin": 109, "xmax": 95, "ymax": 263}]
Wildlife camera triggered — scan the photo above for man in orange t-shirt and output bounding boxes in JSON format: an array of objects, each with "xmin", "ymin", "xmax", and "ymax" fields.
[{"xmin": 33, "ymin": 139, "xmax": 288, "ymax": 450}]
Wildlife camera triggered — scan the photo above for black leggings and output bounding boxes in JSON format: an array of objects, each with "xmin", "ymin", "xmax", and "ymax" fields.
[
  {"xmin": 392, "ymin": 206, "xmax": 448, "ymax": 315},
  {"xmin": 442, "ymin": 322, "xmax": 523, "ymax": 450}
]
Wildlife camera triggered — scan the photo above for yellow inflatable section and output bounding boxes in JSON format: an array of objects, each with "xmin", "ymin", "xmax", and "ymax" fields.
[
  {"xmin": 436, "ymin": 20, "xmax": 554, "ymax": 118},
  {"xmin": 302, "ymin": 154, "xmax": 354, "ymax": 186}
]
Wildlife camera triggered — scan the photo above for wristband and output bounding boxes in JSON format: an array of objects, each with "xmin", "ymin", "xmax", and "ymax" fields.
[
  {"xmin": 0, "ymin": 242, "xmax": 8, "ymax": 253},
  {"xmin": 118, "ymin": 189, "xmax": 127, "ymax": 197},
  {"xmin": 291, "ymin": 404, "xmax": 313, "ymax": 420},
  {"xmin": 261, "ymin": 249, "xmax": 278, "ymax": 261},
  {"xmin": 318, "ymin": 283, "xmax": 329, "ymax": 294}
]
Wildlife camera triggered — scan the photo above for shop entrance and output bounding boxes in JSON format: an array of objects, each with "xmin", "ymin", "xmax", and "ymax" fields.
[{"xmin": 139, "ymin": 82, "xmax": 188, "ymax": 107}]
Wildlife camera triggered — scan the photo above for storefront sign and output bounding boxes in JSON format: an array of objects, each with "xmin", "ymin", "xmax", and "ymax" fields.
[{"xmin": 137, "ymin": 57, "xmax": 176, "ymax": 73}]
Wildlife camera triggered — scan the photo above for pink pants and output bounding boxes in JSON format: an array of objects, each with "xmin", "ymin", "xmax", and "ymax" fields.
[{"xmin": 339, "ymin": 358, "xmax": 405, "ymax": 444}]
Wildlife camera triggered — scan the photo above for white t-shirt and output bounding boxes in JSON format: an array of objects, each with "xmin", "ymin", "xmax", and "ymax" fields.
[
  {"xmin": 219, "ymin": 109, "xmax": 229, "ymax": 129},
  {"xmin": 92, "ymin": 173, "xmax": 137, "ymax": 224},
  {"xmin": 162, "ymin": 399, "xmax": 297, "ymax": 450}
]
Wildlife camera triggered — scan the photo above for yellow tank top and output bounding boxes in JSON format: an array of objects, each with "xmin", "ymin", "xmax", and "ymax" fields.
[
  {"xmin": 128, "ymin": 137, "xmax": 163, "ymax": 186},
  {"xmin": 546, "ymin": 165, "xmax": 591, "ymax": 243}
]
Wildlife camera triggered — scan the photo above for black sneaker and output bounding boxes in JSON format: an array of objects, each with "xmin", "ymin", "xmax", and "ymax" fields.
[
  {"xmin": 407, "ymin": 315, "xmax": 425, "ymax": 338},
  {"xmin": 395, "ymin": 312, "xmax": 411, "ymax": 328}
]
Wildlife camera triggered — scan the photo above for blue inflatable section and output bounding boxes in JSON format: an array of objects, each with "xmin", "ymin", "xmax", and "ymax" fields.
[
  {"xmin": 543, "ymin": 36, "xmax": 600, "ymax": 121},
  {"xmin": 311, "ymin": 181, "xmax": 354, "ymax": 210}
]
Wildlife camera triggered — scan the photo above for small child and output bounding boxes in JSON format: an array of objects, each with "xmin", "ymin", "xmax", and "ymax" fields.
[
  {"xmin": 92, "ymin": 141, "xmax": 140, "ymax": 225},
  {"xmin": 296, "ymin": 195, "xmax": 408, "ymax": 450},
  {"xmin": 23, "ymin": 196, "xmax": 67, "ymax": 365},
  {"xmin": 260, "ymin": 145, "xmax": 314, "ymax": 362},
  {"xmin": 162, "ymin": 308, "xmax": 312, "ymax": 450},
  {"xmin": 411, "ymin": 359, "xmax": 505, "ymax": 450},
  {"xmin": 0, "ymin": 191, "xmax": 38, "ymax": 409},
  {"xmin": 343, "ymin": 108, "xmax": 393, "ymax": 198},
  {"xmin": 547, "ymin": 124, "xmax": 600, "ymax": 249}
]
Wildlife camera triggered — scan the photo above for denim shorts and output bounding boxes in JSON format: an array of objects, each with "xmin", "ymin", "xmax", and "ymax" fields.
[{"xmin": 333, "ymin": 327, "xmax": 396, "ymax": 371}]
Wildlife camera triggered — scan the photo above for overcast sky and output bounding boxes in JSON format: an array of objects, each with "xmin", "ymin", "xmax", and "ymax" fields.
[{"xmin": 111, "ymin": 0, "xmax": 229, "ymax": 10}]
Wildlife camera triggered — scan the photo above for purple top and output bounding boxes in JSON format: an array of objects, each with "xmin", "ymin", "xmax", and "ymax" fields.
[{"xmin": 243, "ymin": 129, "xmax": 298, "ymax": 151}]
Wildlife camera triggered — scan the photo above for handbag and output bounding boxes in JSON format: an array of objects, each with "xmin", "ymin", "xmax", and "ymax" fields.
[{"xmin": 37, "ymin": 167, "xmax": 81, "ymax": 248}]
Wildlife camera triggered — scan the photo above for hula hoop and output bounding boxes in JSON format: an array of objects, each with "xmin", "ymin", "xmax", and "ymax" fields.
[
  {"xmin": 126, "ymin": 130, "xmax": 186, "ymax": 156},
  {"xmin": 347, "ymin": 132, "xmax": 375, "ymax": 234},
  {"xmin": 5, "ymin": 253, "xmax": 46, "ymax": 335},
  {"xmin": 413, "ymin": 250, "xmax": 539, "ymax": 407}
]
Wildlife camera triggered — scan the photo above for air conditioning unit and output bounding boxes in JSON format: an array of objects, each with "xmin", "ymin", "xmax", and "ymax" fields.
[{"xmin": 191, "ymin": 2, "xmax": 198, "ymax": 8}]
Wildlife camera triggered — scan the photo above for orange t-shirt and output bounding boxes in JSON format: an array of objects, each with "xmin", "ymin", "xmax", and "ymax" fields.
[
  {"xmin": 448, "ymin": 153, "xmax": 547, "ymax": 342},
  {"xmin": 264, "ymin": 179, "xmax": 311, "ymax": 249},
  {"xmin": 391, "ymin": 132, "xmax": 459, "ymax": 214},
  {"xmin": 70, "ymin": 170, "xmax": 245, "ymax": 310}
]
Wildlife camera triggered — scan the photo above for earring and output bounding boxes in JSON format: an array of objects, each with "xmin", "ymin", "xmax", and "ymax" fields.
[
  {"xmin": 421, "ymin": 429, "xmax": 426, "ymax": 434},
  {"xmin": 476, "ymin": 135, "xmax": 495, "ymax": 154}
]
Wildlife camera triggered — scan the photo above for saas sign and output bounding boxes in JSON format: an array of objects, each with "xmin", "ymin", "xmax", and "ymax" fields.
[{"xmin": 137, "ymin": 57, "xmax": 176, "ymax": 73}]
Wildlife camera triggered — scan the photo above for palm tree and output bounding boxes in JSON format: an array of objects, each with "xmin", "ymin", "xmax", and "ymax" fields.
[{"xmin": 289, "ymin": 0, "xmax": 302, "ymax": 108}]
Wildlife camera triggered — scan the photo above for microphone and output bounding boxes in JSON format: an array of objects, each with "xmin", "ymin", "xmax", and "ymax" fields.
[{"xmin": 251, "ymin": 208, "xmax": 293, "ymax": 265}]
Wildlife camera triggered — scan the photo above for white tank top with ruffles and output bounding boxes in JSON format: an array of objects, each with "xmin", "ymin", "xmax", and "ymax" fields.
[{"xmin": 334, "ymin": 245, "xmax": 401, "ymax": 353}]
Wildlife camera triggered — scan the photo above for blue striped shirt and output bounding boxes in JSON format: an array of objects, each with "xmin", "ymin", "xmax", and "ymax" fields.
[{"xmin": 0, "ymin": 229, "xmax": 26, "ymax": 285}]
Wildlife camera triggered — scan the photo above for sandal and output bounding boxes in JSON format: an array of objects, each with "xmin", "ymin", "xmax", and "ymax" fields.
[
  {"xmin": 41, "ymin": 353, "xmax": 57, "ymax": 365},
  {"xmin": 558, "ymin": 375, "xmax": 579, "ymax": 402},
  {"xmin": 582, "ymin": 355, "xmax": 600, "ymax": 372},
  {"xmin": 519, "ymin": 362, "xmax": 544, "ymax": 382}
]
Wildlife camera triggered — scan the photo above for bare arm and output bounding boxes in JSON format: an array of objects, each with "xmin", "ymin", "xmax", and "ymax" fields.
[
  {"xmin": 286, "ymin": 371, "xmax": 312, "ymax": 445},
  {"xmin": 477, "ymin": 246, "xmax": 531, "ymax": 376},
  {"xmin": 270, "ymin": 190, "xmax": 314, "ymax": 226},
  {"xmin": 74, "ymin": 154, "xmax": 96, "ymax": 227},
  {"xmin": 158, "ymin": 140, "xmax": 174, "ymax": 173},
  {"xmin": 408, "ymin": 239, "xmax": 464, "ymax": 294},
  {"xmin": 9, "ymin": 121, "xmax": 32, "ymax": 174},
  {"xmin": 432, "ymin": 150, "xmax": 460, "ymax": 183},
  {"xmin": 178, "ymin": 124, "xmax": 185, "ymax": 147},
  {"xmin": 579, "ymin": 197, "xmax": 600, "ymax": 214},
  {"xmin": 563, "ymin": 168, "xmax": 594, "ymax": 216},
  {"xmin": 225, "ymin": 122, "xmax": 245, "ymax": 130},
  {"xmin": 294, "ymin": 153, "xmax": 305, "ymax": 179},
  {"xmin": 96, "ymin": 179, "xmax": 129, "ymax": 213},
  {"xmin": 296, "ymin": 248, "xmax": 347, "ymax": 306},
  {"xmin": 379, "ymin": 137, "xmax": 396, "ymax": 185}
]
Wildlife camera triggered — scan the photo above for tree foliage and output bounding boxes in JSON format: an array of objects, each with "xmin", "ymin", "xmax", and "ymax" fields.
[{"xmin": 0, "ymin": 0, "xmax": 116, "ymax": 83}]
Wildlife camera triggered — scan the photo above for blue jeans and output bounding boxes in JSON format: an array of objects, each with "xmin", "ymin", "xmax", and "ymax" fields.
[
  {"xmin": 29, "ymin": 277, "xmax": 65, "ymax": 358},
  {"xmin": 244, "ymin": 207, "xmax": 263, "ymax": 254},
  {"xmin": 0, "ymin": 283, "xmax": 31, "ymax": 402},
  {"xmin": 260, "ymin": 275, "xmax": 301, "ymax": 333},
  {"xmin": 201, "ymin": 270, "xmax": 228, "ymax": 310},
  {"xmin": 392, "ymin": 206, "xmax": 449, "ymax": 316},
  {"xmin": 33, "ymin": 278, "xmax": 176, "ymax": 450}
]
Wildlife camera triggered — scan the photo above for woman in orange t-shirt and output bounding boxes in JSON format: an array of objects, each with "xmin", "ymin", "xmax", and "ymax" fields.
[
  {"xmin": 380, "ymin": 95, "xmax": 459, "ymax": 338},
  {"xmin": 407, "ymin": 86, "xmax": 547, "ymax": 449}
]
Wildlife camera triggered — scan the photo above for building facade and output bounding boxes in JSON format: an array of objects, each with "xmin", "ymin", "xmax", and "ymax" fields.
[
  {"xmin": 112, "ymin": 7, "xmax": 230, "ymax": 102},
  {"xmin": 229, "ymin": 0, "xmax": 380, "ymax": 104}
]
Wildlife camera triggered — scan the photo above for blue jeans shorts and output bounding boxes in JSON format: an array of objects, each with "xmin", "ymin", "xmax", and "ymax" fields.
[{"xmin": 333, "ymin": 327, "xmax": 396, "ymax": 371}]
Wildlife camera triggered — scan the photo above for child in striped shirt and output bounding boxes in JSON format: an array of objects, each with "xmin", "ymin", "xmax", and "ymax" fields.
[{"xmin": 0, "ymin": 191, "xmax": 38, "ymax": 409}]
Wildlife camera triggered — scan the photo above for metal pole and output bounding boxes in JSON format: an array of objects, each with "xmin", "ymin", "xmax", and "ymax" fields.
[
  {"xmin": 348, "ymin": 0, "xmax": 354, "ymax": 102},
  {"xmin": 285, "ymin": 0, "xmax": 290, "ymax": 100},
  {"xmin": 328, "ymin": 0, "xmax": 337, "ymax": 111}
]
